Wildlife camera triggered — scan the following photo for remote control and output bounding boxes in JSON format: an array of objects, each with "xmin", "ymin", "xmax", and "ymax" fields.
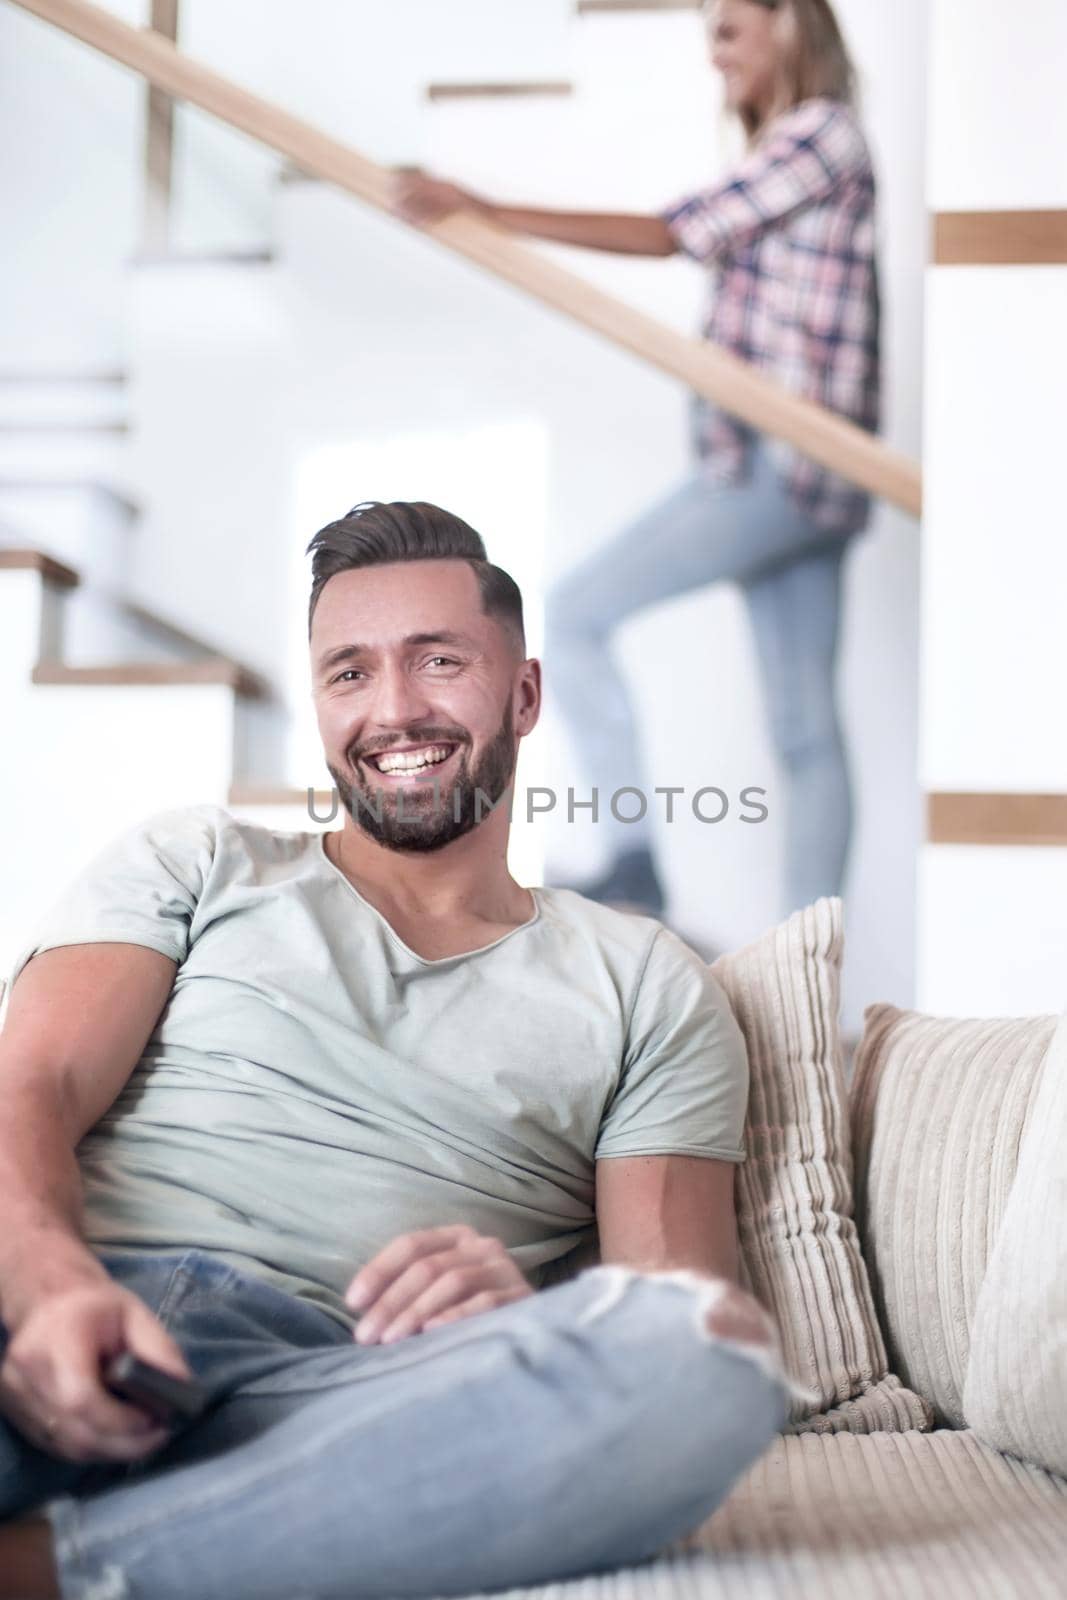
[{"xmin": 104, "ymin": 1352, "xmax": 208, "ymax": 1425}]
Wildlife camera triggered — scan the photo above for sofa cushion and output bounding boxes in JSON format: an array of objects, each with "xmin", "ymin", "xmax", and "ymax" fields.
[
  {"xmin": 708, "ymin": 899, "xmax": 930, "ymax": 1433},
  {"xmin": 850, "ymin": 1005, "xmax": 1057, "ymax": 1427},
  {"xmin": 661, "ymin": 1428, "xmax": 1067, "ymax": 1594},
  {"xmin": 964, "ymin": 1010, "xmax": 1067, "ymax": 1475}
]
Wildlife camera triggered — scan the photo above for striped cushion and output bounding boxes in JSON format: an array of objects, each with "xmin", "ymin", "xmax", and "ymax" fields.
[
  {"xmin": 661, "ymin": 1428, "xmax": 1067, "ymax": 1592},
  {"xmin": 964, "ymin": 1011, "xmax": 1067, "ymax": 1475},
  {"xmin": 709, "ymin": 899, "xmax": 930, "ymax": 1432},
  {"xmin": 478, "ymin": 1433, "xmax": 1067, "ymax": 1600},
  {"xmin": 445, "ymin": 1433, "xmax": 1066, "ymax": 1600},
  {"xmin": 850, "ymin": 1005, "xmax": 1056, "ymax": 1427}
]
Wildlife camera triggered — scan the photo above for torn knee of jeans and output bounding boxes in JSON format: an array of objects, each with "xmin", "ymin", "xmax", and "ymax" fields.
[
  {"xmin": 77, "ymin": 1564, "xmax": 128, "ymax": 1600},
  {"xmin": 576, "ymin": 1264, "xmax": 818, "ymax": 1408}
]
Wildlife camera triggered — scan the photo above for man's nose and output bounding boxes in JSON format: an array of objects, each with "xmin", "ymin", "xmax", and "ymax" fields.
[{"xmin": 366, "ymin": 662, "xmax": 433, "ymax": 730}]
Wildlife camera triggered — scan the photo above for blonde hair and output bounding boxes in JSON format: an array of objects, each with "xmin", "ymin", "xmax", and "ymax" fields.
[{"xmin": 704, "ymin": 0, "xmax": 857, "ymax": 141}]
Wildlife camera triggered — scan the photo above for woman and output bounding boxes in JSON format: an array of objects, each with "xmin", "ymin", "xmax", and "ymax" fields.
[{"xmin": 392, "ymin": 0, "xmax": 879, "ymax": 917}]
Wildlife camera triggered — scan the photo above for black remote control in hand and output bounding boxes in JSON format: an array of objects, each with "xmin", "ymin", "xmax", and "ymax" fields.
[{"xmin": 104, "ymin": 1352, "xmax": 208, "ymax": 1425}]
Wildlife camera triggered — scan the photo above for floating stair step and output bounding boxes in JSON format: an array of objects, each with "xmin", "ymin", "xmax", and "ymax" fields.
[
  {"xmin": 0, "ymin": 420, "xmax": 129, "ymax": 434},
  {"xmin": 229, "ymin": 784, "xmax": 335, "ymax": 808},
  {"xmin": 0, "ymin": 372, "xmax": 128, "ymax": 432},
  {"xmin": 0, "ymin": 548, "xmax": 79, "ymax": 589},
  {"xmin": 0, "ymin": 371, "xmax": 126, "ymax": 384},
  {"xmin": 927, "ymin": 792, "xmax": 1067, "ymax": 847},
  {"xmin": 426, "ymin": 81, "xmax": 574, "ymax": 101},
  {"xmin": 933, "ymin": 210, "xmax": 1067, "ymax": 266},
  {"xmin": 0, "ymin": 479, "xmax": 139, "ymax": 519},
  {"xmin": 3, "ymin": 546, "xmax": 271, "ymax": 687},
  {"xmin": 577, "ymin": 0, "xmax": 701, "ymax": 12},
  {"xmin": 130, "ymin": 249, "xmax": 275, "ymax": 268},
  {"xmin": 32, "ymin": 659, "xmax": 270, "ymax": 699}
]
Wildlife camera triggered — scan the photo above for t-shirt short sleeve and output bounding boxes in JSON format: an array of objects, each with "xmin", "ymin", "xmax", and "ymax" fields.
[
  {"xmin": 594, "ymin": 926, "xmax": 749, "ymax": 1163},
  {"xmin": 6, "ymin": 805, "xmax": 223, "ymax": 991}
]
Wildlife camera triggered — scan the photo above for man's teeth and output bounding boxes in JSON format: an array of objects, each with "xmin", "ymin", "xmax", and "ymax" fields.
[{"xmin": 370, "ymin": 744, "xmax": 454, "ymax": 774}]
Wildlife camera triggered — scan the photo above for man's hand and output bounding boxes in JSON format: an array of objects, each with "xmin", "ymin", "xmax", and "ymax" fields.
[
  {"xmin": 345, "ymin": 1224, "xmax": 533, "ymax": 1345},
  {"xmin": 0, "ymin": 1281, "xmax": 192, "ymax": 1464}
]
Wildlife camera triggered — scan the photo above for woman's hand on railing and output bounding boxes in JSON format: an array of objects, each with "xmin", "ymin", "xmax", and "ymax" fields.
[
  {"xmin": 389, "ymin": 169, "xmax": 677, "ymax": 259},
  {"xmin": 389, "ymin": 167, "xmax": 486, "ymax": 226}
]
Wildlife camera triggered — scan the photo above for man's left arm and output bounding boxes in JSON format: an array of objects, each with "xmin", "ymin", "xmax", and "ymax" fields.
[
  {"xmin": 342, "ymin": 1158, "xmax": 739, "ymax": 1348},
  {"xmin": 590, "ymin": 927, "xmax": 749, "ymax": 1284},
  {"xmin": 595, "ymin": 1154, "xmax": 740, "ymax": 1283}
]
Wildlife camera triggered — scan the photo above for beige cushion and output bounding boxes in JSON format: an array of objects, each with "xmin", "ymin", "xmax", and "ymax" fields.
[
  {"xmin": 964, "ymin": 1011, "xmax": 1067, "ymax": 1474},
  {"xmin": 709, "ymin": 899, "xmax": 930, "ymax": 1433},
  {"xmin": 545, "ymin": 900, "xmax": 930, "ymax": 1432},
  {"xmin": 850, "ymin": 1005, "xmax": 1057, "ymax": 1427},
  {"xmin": 660, "ymin": 1428, "xmax": 1067, "ymax": 1595}
]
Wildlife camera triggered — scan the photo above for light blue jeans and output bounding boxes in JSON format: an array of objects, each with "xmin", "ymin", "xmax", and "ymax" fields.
[
  {"xmin": 544, "ymin": 447, "xmax": 861, "ymax": 911},
  {"xmin": 0, "ymin": 1249, "xmax": 790, "ymax": 1600}
]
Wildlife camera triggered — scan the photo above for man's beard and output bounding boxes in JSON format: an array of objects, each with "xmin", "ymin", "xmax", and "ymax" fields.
[{"xmin": 327, "ymin": 702, "xmax": 517, "ymax": 854}]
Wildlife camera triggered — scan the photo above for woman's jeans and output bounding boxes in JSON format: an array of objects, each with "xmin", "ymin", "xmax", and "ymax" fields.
[
  {"xmin": 0, "ymin": 1249, "xmax": 790, "ymax": 1600},
  {"xmin": 544, "ymin": 448, "xmax": 860, "ymax": 911}
]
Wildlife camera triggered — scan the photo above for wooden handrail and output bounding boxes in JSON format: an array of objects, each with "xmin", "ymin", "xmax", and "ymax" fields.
[{"xmin": 12, "ymin": 0, "xmax": 922, "ymax": 517}]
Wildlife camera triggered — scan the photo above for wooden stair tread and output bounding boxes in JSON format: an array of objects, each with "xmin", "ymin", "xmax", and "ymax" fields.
[
  {"xmin": 32, "ymin": 659, "xmax": 270, "ymax": 699},
  {"xmin": 229, "ymin": 784, "xmax": 335, "ymax": 807},
  {"xmin": 426, "ymin": 81, "xmax": 573, "ymax": 101},
  {"xmin": 927, "ymin": 792, "xmax": 1067, "ymax": 847},
  {"xmin": 130, "ymin": 249, "xmax": 274, "ymax": 267},
  {"xmin": 0, "ymin": 419, "xmax": 129, "ymax": 434},
  {"xmin": 0, "ymin": 548, "xmax": 79, "ymax": 589},
  {"xmin": 933, "ymin": 209, "xmax": 1067, "ymax": 266},
  {"xmin": 577, "ymin": 0, "xmax": 701, "ymax": 11},
  {"xmin": 0, "ymin": 370, "xmax": 126, "ymax": 385},
  {"xmin": 118, "ymin": 597, "xmax": 269, "ymax": 691},
  {"xmin": 2, "ymin": 550, "xmax": 268, "ymax": 695}
]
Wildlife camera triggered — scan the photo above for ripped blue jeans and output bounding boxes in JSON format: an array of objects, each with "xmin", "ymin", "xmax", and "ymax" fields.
[{"xmin": 0, "ymin": 1249, "xmax": 793, "ymax": 1600}]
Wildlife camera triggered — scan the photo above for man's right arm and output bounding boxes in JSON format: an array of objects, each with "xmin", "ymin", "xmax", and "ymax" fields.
[
  {"xmin": 0, "ymin": 943, "xmax": 192, "ymax": 1461},
  {"xmin": 0, "ymin": 942, "xmax": 175, "ymax": 1324}
]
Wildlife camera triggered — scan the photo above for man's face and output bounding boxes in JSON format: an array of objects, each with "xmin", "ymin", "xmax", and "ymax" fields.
[{"xmin": 310, "ymin": 560, "xmax": 536, "ymax": 853}]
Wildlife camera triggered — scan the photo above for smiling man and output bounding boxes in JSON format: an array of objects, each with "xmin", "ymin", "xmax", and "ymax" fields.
[{"xmin": 0, "ymin": 501, "xmax": 791, "ymax": 1600}]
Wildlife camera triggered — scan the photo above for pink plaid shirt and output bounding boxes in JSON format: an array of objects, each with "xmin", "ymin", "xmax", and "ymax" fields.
[{"xmin": 663, "ymin": 98, "xmax": 880, "ymax": 534}]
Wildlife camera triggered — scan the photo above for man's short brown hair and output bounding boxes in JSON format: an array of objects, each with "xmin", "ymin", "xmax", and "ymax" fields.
[{"xmin": 306, "ymin": 500, "xmax": 525, "ymax": 653}]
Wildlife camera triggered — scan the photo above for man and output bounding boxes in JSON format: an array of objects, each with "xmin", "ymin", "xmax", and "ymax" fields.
[{"xmin": 0, "ymin": 502, "xmax": 790, "ymax": 1600}]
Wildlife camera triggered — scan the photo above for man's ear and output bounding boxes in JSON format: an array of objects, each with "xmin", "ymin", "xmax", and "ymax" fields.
[{"xmin": 514, "ymin": 657, "xmax": 541, "ymax": 735}]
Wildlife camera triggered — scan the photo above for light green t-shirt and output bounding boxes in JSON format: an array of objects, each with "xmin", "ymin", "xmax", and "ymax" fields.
[{"xmin": 9, "ymin": 806, "xmax": 748, "ymax": 1328}]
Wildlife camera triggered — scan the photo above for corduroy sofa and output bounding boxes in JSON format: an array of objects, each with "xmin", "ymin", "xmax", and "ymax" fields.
[{"xmin": 531, "ymin": 900, "xmax": 1067, "ymax": 1599}]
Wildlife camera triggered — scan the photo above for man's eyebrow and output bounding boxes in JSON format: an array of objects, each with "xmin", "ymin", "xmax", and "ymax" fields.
[
  {"xmin": 315, "ymin": 631, "xmax": 477, "ymax": 674},
  {"xmin": 404, "ymin": 630, "xmax": 477, "ymax": 650}
]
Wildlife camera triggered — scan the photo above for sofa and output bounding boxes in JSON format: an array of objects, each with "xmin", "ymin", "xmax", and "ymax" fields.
[{"xmin": 530, "ymin": 899, "xmax": 1067, "ymax": 1598}]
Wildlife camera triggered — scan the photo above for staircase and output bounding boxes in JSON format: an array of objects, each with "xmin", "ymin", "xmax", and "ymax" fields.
[{"xmin": 0, "ymin": 549, "xmax": 273, "ymax": 974}]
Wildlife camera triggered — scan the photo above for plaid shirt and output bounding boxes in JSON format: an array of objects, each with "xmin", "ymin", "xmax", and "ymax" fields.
[{"xmin": 663, "ymin": 98, "xmax": 880, "ymax": 534}]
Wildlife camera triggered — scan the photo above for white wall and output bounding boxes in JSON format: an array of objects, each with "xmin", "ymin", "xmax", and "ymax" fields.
[
  {"xmin": 0, "ymin": 0, "xmax": 146, "ymax": 371},
  {"xmin": 918, "ymin": 0, "xmax": 1067, "ymax": 1016},
  {"xmin": 170, "ymin": 0, "xmax": 574, "ymax": 254},
  {"xmin": 928, "ymin": 0, "xmax": 1067, "ymax": 212},
  {"xmin": 0, "ymin": 568, "xmax": 239, "ymax": 978}
]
